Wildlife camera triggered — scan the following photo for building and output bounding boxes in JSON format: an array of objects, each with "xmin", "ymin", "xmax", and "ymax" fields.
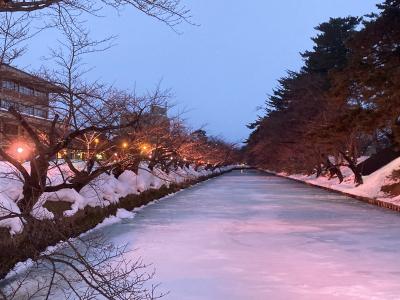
[{"xmin": 0, "ymin": 64, "xmax": 61, "ymax": 154}]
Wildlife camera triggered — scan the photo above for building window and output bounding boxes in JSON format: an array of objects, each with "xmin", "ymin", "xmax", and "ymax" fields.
[
  {"xmin": 34, "ymin": 107, "xmax": 47, "ymax": 118},
  {"xmin": 2, "ymin": 81, "xmax": 18, "ymax": 91},
  {"xmin": 19, "ymin": 85, "xmax": 34, "ymax": 96},
  {"xmin": 0, "ymin": 99, "xmax": 17, "ymax": 110},
  {"xmin": 34, "ymin": 90, "xmax": 47, "ymax": 99},
  {"xmin": 19, "ymin": 103, "xmax": 34, "ymax": 115},
  {"xmin": 0, "ymin": 98, "xmax": 48, "ymax": 119},
  {"xmin": 3, "ymin": 123, "xmax": 18, "ymax": 135}
]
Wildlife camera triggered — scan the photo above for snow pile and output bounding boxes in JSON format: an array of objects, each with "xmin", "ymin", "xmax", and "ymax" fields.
[
  {"xmin": 94, "ymin": 208, "xmax": 136, "ymax": 230},
  {"xmin": 0, "ymin": 162, "xmax": 236, "ymax": 235},
  {"xmin": 0, "ymin": 163, "xmax": 24, "ymax": 235},
  {"xmin": 275, "ymin": 157, "xmax": 400, "ymax": 205},
  {"xmin": 351, "ymin": 157, "xmax": 400, "ymax": 200},
  {"xmin": 0, "ymin": 193, "xmax": 23, "ymax": 235}
]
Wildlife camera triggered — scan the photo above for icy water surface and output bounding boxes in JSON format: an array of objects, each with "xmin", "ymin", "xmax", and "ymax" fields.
[{"xmin": 97, "ymin": 170, "xmax": 400, "ymax": 299}]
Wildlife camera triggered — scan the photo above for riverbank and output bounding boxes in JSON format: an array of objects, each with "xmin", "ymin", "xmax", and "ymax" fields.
[
  {"xmin": 262, "ymin": 158, "xmax": 400, "ymax": 212},
  {"xmin": 0, "ymin": 166, "xmax": 237, "ymax": 279}
]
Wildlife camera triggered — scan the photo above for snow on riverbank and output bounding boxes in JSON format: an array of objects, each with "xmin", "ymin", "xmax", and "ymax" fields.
[
  {"xmin": 0, "ymin": 162, "xmax": 236, "ymax": 235},
  {"xmin": 271, "ymin": 157, "xmax": 400, "ymax": 206}
]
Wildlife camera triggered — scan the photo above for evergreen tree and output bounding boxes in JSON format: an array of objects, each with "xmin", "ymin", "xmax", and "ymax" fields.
[
  {"xmin": 339, "ymin": 0, "xmax": 400, "ymax": 147},
  {"xmin": 301, "ymin": 17, "xmax": 361, "ymax": 73},
  {"xmin": 247, "ymin": 17, "xmax": 362, "ymax": 181}
]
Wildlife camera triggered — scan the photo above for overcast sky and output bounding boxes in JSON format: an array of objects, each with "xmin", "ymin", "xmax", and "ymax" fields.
[{"xmin": 18, "ymin": 0, "xmax": 379, "ymax": 143}]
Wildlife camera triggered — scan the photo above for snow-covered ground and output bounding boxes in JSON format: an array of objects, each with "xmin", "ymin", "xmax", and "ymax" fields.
[
  {"xmin": 15, "ymin": 169, "xmax": 400, "ymax": 300},
  {"xmin": 274, "ymin": 157, "xmax": 400, "ymax": 207},
  {"xmin": 0, "ymin": 161, "xmax": 235, "ymax": 235}
]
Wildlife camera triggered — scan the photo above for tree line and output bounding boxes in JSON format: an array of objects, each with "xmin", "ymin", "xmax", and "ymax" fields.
[
  {"xmin": 0, "ymin": 0, "xmax": 239, "ymax": 229},
  {"xmin": 246, "ymin": 0, "xmax": 400, "ymax": 185},
  {"xmin": 0, "ymin": 2, "xmax": 240, "ymax": 298}
]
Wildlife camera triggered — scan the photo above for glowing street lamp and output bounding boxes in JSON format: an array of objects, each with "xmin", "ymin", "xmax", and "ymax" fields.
[
  {"xmin": 14, "ymin": 145, "xmax": 26, "ymax": 163},
  {"xmin": 94, "ymin": 138, "xmax": 100, "ymax": 144},
  {"xmin": 122, "ymin": 142, "xmax": 128, "ymax": 148}
]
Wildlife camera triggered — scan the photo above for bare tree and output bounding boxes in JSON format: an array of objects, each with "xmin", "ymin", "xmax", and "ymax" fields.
[
  {"xmin": 0, "ymin": 0, "xmax": 191, "ymax": 29},
  {"xmin": 0, "ymin": 12, "xmax": 32, "ymax": 64},
  {"xmin": 1, "ymin": 232, "xmax": 164, "ymax": 300}
]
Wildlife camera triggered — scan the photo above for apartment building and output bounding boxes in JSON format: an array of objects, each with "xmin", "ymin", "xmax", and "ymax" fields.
[{"xmin": 0, "ymin": 64, "xmax": 61, "ymax": 152}]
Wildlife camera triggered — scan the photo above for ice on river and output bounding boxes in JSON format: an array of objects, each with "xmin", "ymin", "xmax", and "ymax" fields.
[
  {"xmin": 96, "ymin": 170, "xmax": 400, "ymax": 300},
  {"xmin": 8, "ymin": 170, "xmax": 400, "ymax": 299}
]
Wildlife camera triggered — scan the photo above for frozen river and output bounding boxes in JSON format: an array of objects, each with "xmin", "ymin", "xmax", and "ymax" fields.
[{"xmin": 96, "ymin": 169, "xmax": 400, "ymax": 300}]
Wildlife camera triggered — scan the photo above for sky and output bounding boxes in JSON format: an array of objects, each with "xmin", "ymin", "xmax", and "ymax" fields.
[{"xmin": 18, "ymin": 0, "xmax": 380, "ymax": 143}]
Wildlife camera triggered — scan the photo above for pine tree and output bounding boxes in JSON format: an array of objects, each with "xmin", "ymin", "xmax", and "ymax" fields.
[
  {"xmin": 301, "ymin": 17, "xmax": 361, "ymax": 74},
  {"xmin": 335, "ymin": 1, "xmax": 400, "ymax": 148}
]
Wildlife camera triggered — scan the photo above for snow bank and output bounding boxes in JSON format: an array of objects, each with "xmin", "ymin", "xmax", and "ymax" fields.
[
  {"xmin": 0, "ymin": 163, "xmax": 24, "ymax": 235},
  {"xmin": 0, "ymin": 163, "xmax": 236, "ymax": 235},
  {"xmin": 0, "ymin": 193, "xmax": 23, "ymax": 235},
  {"xmin": 274, "ymin": 157, "xmax": 400, "ymax": 206},
  {"xmin": 94, "ymin": 208, "xmax": 136, "ymax": 230}
]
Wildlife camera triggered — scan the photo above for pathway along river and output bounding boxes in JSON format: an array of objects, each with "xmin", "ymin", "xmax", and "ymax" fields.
[
  {"xmin": 99, "ymin": 169, "xmax": 400, "ymax": 299},
  {"xmin": 11, "ymin": 169, "xmax": 400, "ymax": 299}
]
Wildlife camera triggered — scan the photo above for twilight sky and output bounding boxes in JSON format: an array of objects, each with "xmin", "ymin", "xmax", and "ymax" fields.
[{"xmin": 18, "ymin": 0, "xmax": 379, "ymax": 143}]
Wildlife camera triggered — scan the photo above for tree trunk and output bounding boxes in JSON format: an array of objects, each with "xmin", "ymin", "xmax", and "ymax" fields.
[
  {"xmin": 348, "ymin": 163, "xmax": 363, "ymax": 185},
  {"xmin": 316, "ymin": 164, "xmax": 323, "ymax": 178},
  {"xmin": 326, "ymin": 158, "xmax": 344, "ymax": 183},
  {"xmin": 19, "ymin": 158, "xmax": 49, "ymax": 214},
  {"xmin": 340, "ymin": 151, "xmax": 363, "ymax": 185}
]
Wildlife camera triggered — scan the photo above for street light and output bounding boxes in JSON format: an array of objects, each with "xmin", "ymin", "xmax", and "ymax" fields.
[
  {"xmin": 15, "ymin": 146, "xmax": 25, "ymax": 163},
  {"xmin": 122, "ymin": 142, "xmax": 128, "ymax": 148}
]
